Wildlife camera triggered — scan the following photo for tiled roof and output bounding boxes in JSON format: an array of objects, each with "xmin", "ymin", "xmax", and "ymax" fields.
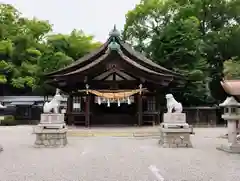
[
  {"xmin": 0, "ymin": 96, "xmax": 67, "ymax": 102},
  {"xmin": 56, "ymin": 48, "xmax": 174, "ymax": 79},
  {"xmin": 119, "ymin": 39, "xmax": 182, "ymax": 77},
  {"xmin": 46, "ymin": 38, "xmax": 111, "ymax": 77},
  {"xmin": 46, "ymin": 26, "xmax": 182, "ymax": 78}
]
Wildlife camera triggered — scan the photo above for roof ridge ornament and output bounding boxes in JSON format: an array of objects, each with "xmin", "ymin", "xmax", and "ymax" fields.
[
  {"xmin": 109, "ymin": 24, "xmax": 120, "ymax": 37},
  {"xmin": 108, "ymin": 37, "xmax": 120, "ymax": 51}
]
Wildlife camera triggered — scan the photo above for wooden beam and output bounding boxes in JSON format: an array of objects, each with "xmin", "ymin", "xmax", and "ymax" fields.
[
  {"xmin": 93, "ymin": 69, "xmax": 113, "ymax": 80},
  {"xmin": 115, "ymin": 70, "xmax": 136, "ymax": 80}
]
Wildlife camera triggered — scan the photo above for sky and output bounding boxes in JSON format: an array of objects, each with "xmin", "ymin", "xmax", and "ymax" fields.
[{"xmin": 1, "ymin": 0, "xmax": 140, "ymax": 42}]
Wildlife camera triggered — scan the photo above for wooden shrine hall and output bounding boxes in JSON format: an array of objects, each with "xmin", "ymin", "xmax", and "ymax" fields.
[{"xmin": 45, "ymin": 26, "xmax": 183, "ymax": 127}]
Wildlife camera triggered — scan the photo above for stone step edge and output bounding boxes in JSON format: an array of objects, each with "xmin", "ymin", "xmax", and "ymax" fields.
[{"xmin": 67, "ymin": 132, "xmax": 161, "ymax": 137}]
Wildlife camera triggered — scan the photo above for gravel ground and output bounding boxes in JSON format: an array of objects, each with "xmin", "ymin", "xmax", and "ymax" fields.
[{"xmin": 0, "ymin": 126, "xmax": 240, "ymax": 181}]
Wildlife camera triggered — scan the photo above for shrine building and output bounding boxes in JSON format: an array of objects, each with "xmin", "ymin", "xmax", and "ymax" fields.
[{"xmin": 45, "ymin": 26, "xmax": 184, "ymax": 127}]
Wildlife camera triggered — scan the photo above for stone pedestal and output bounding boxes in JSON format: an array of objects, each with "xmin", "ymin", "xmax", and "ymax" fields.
[
  {"xmin": 39, "ymin": 113, "xmax": 66, "ymax": 129},
  {"xmin": 227, "ymin": 120, "xmax": 237, "ymax": 144},
  {"xmin": 33, "ymin": 113, "xmax": 67, "ymax": 148},
  {"xmin": 217, "ymin": 143, "xmax": 240, "ymax": 153},
  {"xmin": 159, "ymin": 113, "xmax": 192, "ymax": 148},
  {"xmin": 34, "ymin": 127, "xmax": 67, "ymax": 148},
  {"xmin": 217, "ymin": 120, "xmax": 240, "ymax": 153}
]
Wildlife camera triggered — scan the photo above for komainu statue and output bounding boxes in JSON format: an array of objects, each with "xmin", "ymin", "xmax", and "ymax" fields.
[
  {"xmin": 165, "ymin": 94, "xmax": 183, "ymax": 113},
  {"xmin": 0, "ymin": 102, "xmax": 6, "ymax": 109},
  {"xmin": 43, "ymin": 89, "xmax": 63, "ymax": 113}
]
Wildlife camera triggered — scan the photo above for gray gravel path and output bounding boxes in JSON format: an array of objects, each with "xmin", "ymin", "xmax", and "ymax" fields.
[{"xmin": 0, "ymin": 126, "xmax": 239, "ymax": 181}]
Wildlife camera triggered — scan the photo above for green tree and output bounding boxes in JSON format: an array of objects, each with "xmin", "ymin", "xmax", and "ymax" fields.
[
  {"xmin": 123, "ymin": 0, "xmax": 240, "ymax": 105},
  {"xmin": 223, "ymin": 58, "xmax": 240, "ymax": 79},
  {"xmin": 0, "ymin": 4, "xmax": 52, "ymax": 90},
  {"xmin": 0, "ymin": 4, "xmax": 101, "ymax": 95}
]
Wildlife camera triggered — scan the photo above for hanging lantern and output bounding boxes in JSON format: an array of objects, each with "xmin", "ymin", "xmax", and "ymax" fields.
[{"xmin": 107, "ymin": 99, "xmax": 110, "ymax": 107}]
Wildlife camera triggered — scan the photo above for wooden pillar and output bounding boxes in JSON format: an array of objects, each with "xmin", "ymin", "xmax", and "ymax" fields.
[
  {"xmin": 85, "ymin": 94, "xmax": 90, "ymax": 127},
  {"xmin": 154, "ymin": 94, "xmax": 160, "ymax": 125},
  {"xmin": 196, "ymin": 108, "xmax": 200, "ymax": 125},
  {"xmin": 67, "ymin": 94, "xmax": 73, "ymax": 125},
  {"xmin": 138, "ymin": 94, "xmax": 143, "ymax": 126},
  {"xmin": 156, "ymin": 94, "xmax": 160, "ymax": 125}
]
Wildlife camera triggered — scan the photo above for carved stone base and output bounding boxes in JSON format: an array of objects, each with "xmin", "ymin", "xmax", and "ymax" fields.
[
  {"xmin": 159, "ymin": 128, "xmax": 192, "ymax": 148},
  {"xmin": 163, "ymin": 113, "xmax": 186, "ymax": 123},
  {"xmin": 217, "ymin": 143, "xmax": 240, "ymax": 154},
  {"xmin": 37, "ymin": 123, "xmax": 66, "ymax": 129},
  {"xmin": 34, "ymin": 128, "xmax": 67, "ymax": 148},
  {"xmin": 40, "ymin": 113, "xmax": 64, "ymax": 124},
  {"xmin": 160, "ymin": 113, "xmax": 192, "ymax": 148}
]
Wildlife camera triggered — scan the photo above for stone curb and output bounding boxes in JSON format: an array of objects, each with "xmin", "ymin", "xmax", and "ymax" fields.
[
  {"xmin": 67, "ymin": 132, "xmax": 160, "ymax": 137},
  {"xmin": 68, "ymin": 133, "xmax": 133, "ymax": 137}
]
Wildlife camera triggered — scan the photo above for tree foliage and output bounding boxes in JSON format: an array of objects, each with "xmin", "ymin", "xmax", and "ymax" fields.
[
  {"xmin": 0, "ymin": 4, "xmax": 101, "ymax": 95},
  {"xmin": 223, "ymin": 58, "xmax": 240, "ymax": 79},
  {"xmin": 123, "ymin": 0, "xmax": 240, "ymax": 105},
  {"xmin": 1, "ymin": 2, "xmax": 240, "ymax": 106}
]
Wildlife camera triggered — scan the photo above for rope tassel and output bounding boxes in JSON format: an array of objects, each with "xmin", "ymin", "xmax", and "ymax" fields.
[
  {"xmin": 127, "ymin": 97, "xmax": 131, "ymax": 105},
  {"xmin": 97, "ymin": 97, "xmax": 101, "ymax": 105}
]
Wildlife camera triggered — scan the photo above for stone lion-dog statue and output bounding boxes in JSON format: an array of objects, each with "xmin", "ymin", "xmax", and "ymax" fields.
[
  {"xmin": 0, "ymin": 102, "xmax": 6, "ymax": 109},
  {"xmin": 165, "ymin": 94, "xmax": 183, "ymax": 113},
  {"xmin": 237, "ymin": 134, "xmax": 240, "ymax": 142},
  {"xmin": 43, "ymin": 89, "xmax": 63, "ymax": 114}
]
